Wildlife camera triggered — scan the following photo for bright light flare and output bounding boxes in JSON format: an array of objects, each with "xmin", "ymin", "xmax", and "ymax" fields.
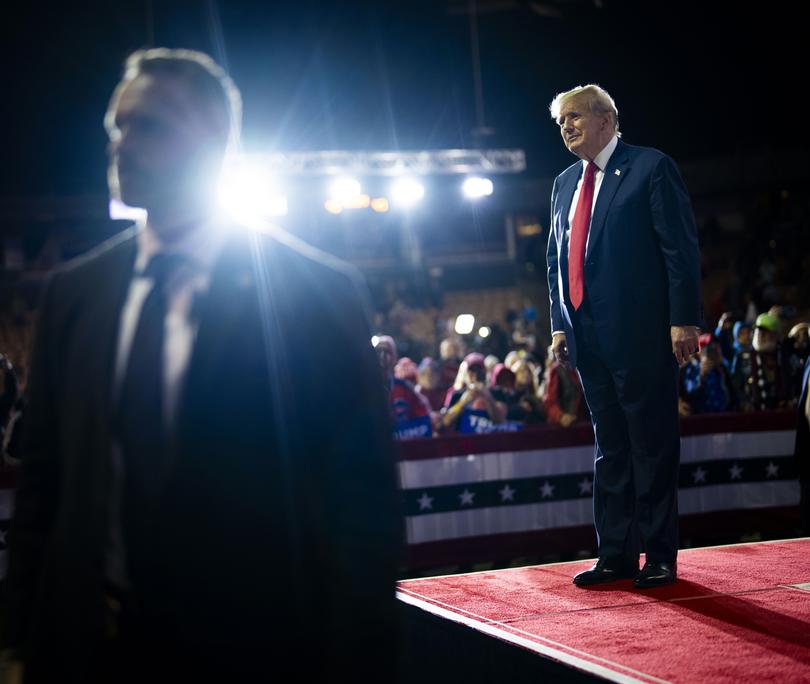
[
  {"xmin": 109, "ymin": 198, "xmax": 146, "ymax": 222},
  {"xmin": 455, "ymin": 314, "xmax": 475, "ymax": 335},
  {"xmin": 390, "ymin": 178, "xmax": 425, "ymax": 207},
  {"xmin": 329, "ymin": 177, "xmax": 362, "ymax": 204},
  {"xmin": 462, "ymin": 176, "xmax": 494, "ymax": 199},
  {"xmin": 218, "ymin": 162, "xmax": 288, "ymax": 220},
  {"xmin": 478, "ymin": 326, "xmax": 491, "ymax": 338}
]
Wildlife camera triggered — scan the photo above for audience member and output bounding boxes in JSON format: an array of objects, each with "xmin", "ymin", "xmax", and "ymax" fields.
[
  {"xmin": 542, "ymin": 345, "xmax": 587, "ymax": 427},
  {"xmin": 484, "ymin": 354, "xmax": 500, "ymax": 384},
  {"xmin": 489, "ymin": 363, "xmax": 521, "ymax": 420},
  {"xmin": 441, "ymin": 353, "xmax": 507, "ymax": 431},
  {"xmin": 394, "ymin": 356, "xmax": 419, "ymax": 385},
  {"xmin": 510, "ymin": 359, "xmax": 545, "ymax": 424},
  {"xmin": 438, "ymin": 337, "xmax": 463, "ymax": 392},
  {"xmin": 415, "ymin": 357, "xmax": 446, "ymax": 412},
  {"xmin": 376, "ymin": 335, "xmax": 430, "ymax": 425},
  {"xmin": 714, "ymin": 312, "xmax": 736, "ymax": 365},
  {"xmin": 504, "ymin": 350, "xmax": 521, "ymax": 371},
  {"xmin": 731, "ymin": 313, "xmax": 789, "ymax": 411},
  {"xmin": 681, "ymin": 334, "xmax": 737, "ymax": 414},
  {"xmin": 732, "ymin": 321, "xmax": 753, "ymax": 356}
]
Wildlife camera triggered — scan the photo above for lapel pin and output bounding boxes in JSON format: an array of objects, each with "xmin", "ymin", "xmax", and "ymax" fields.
[{"xmin": 614, "ymin": 169, "xmax": 621, "ymax": 176}]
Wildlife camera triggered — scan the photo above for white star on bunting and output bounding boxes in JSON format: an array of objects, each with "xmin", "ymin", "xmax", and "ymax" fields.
[
  {"xmin": 729, "ymin": 463, "xmax": 743, "ymax": 481},
  {"xmin": 692, "ymin": 467, "xmax": 707, "ymax": 484},
  {"xmin": 765, "ymin": 462, "xmax": 779, "ymax": 478},
  {"xmin": 539, "ymin": 481, "xmax": 555, "ymax": 498},
  {"xmin": 578, "ymin": 477, "xmax": 593, "ymax": 495},
  {"xmin": 499, "ymin": 484, "xmax": 515, "ymax": 502},
  {"xmin": 417, "ymin": 493, "xmax": 434, "ymax": 511},
  {"xmin": 459, "ymin": 489, "xmax": 475, "ymax": 506}
]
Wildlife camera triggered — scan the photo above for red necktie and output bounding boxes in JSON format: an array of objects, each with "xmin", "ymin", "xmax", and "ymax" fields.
[{"xmin": 568, "ymin": 161, "xmax": 598, "ymax": 310}]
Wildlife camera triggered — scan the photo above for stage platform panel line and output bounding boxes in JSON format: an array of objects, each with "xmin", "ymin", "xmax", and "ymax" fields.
[{"xmin": 397, "ymin": 538, "xmax": 810, "ymax": 683}]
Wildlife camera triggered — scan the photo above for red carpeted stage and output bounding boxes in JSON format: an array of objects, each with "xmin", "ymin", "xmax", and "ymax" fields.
[{"xmin": 398, "ymin": 538, "xmax": 810, "ymax": 683}]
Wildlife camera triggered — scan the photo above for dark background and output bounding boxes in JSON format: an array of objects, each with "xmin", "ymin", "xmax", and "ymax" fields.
[{"xmin": 1, "ymin": 0, "xmax": 803, "ymax": 198}]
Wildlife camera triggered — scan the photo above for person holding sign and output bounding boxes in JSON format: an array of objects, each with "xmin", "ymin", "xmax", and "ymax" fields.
[{"xmin": 441, "ymin": 353, "xmax": 507, "ymax": 432}]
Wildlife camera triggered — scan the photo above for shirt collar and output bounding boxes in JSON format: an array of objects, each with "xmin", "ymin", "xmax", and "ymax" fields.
[
  {"xmin": 134, "ymin": 217, "xmax": 229, "ymax": 275},
  {"xmin": 583, "ymin": 134, "xmax": 619, "ymax": 173}
]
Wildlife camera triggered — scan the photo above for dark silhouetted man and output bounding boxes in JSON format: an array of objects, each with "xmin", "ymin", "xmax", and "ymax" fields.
[{"xmin": 3, "ymin": 48, "xmax": 401, "ymax": 682}]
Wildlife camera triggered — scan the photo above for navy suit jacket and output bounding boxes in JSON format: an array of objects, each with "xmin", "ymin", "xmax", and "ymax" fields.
[
  {"xmin": 795, "ymin": 357, "xmax": 810, "ymax": 480},
  {"xmin": 547, "ymin": 138, "xmax": 703, "ymax": 369}
]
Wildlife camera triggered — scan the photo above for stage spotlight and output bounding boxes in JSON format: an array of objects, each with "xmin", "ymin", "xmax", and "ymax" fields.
[
  {"xmin": 371, "ymin": 335, "xmax": 380, "ymax": 347},
  {"xmin": 324, "ymin": 199, "xmax": 343, "ymax": 215},
  {"xmin": 462, "ymin": 176, "xmax": 494, "ymax": 199},
  {"xmin": 218, "ymin": 161, "xmax": 288, "ymax": 220},
  {"xmin": 478, "ymin": 326, "xmax": 491, "ymax": 338},
  {"xmin": 455, "ymin": 314, "xmax": 475, "ymax": 336},
  {"xmin": 329, "ymin": 177, "xmax": 362, "ymax": 205},
  {"xmin": 371, "ymin": 197, "xmax": 390, "ymax": 213},
  {"xmin": 390, "ymin": 178, "xmax": 425, "ymax": 207}
]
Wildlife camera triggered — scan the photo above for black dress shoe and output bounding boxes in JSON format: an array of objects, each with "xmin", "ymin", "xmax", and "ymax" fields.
[
  {"xmin": 572, "ymin": 558, "xmax": 638, "ymax": 586},
  {"xmin": 633, "ymin": 561, "xmax": 677, "ymax": 588}
]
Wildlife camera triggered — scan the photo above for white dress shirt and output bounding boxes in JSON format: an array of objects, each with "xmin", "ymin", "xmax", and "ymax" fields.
[
  {"xmin": 107, "ymin": 218, "xmax": 228, "ymax": 589},
  {"xmin": 552, "ymin": 134, "xmax": 619, "ymax": 336},
  {"xmin": 565, "ymin": 134, "xmax": 619, "ymax": 254}
]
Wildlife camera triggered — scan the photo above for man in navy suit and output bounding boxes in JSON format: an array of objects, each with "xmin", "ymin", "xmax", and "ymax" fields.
[
  {"xmin": 546, "ymin": 84, "xmax": 702, "ymax": 588},
  {"xmin": 3, "ymin": 49, "xmax": 401, "ymax": 682}
]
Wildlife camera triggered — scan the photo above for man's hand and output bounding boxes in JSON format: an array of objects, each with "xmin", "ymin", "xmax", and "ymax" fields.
[
  {"xmin": 671, "ymin": 325, "xmax": 700, "ymax": 367},
  {"xmin": 559, "ymin": 412, "xmax": 577, "ymax": 428},
  {"xmin": 551, "ymin": 332, "xmax": 570, "ymax": 368}
]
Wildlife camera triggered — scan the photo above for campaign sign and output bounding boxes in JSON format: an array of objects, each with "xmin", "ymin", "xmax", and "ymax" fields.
[
  {"xmin": 394, "ymin": 415, "xmax": 432, "ymax": 441},
  {"xmin": 459, "ymin": 409, "xmax": 523, "ymax": 434}
]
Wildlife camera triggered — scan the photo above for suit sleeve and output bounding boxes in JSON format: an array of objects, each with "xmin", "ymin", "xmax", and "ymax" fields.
[
  {"xmin": 547, "ymin": 177, "xmax": 565, "ymax": 335},
  {"xmin": 318, "ymin": 267, "xmax": 403, "ymax": 678},
  {"xmin": 648, "ymin": 155, "xmax": 704, "ymax": 328},
  {"xmin": 2, "ymin": 273, "xmax": 62, "ymax": 655}
]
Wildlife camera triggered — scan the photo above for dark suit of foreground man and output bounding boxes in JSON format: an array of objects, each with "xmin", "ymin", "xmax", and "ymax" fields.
[
  {"xmin": 546, "ymin": 84, "xmax": 702, "ymax": 588},
  {"xmin": 3, "ymin": 49, "xmax": 401, "ymax": 682}
]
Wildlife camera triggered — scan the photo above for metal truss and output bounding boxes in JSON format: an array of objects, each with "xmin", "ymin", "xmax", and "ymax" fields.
[{"xmin": 252, "ymin": 149, "xmax": 526, "ymax": 176}]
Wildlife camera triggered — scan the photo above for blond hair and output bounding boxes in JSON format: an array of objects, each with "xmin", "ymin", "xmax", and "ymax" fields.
[{"xmin": 549, "ymin": 84, "xmax": 621, "ymax": 138}]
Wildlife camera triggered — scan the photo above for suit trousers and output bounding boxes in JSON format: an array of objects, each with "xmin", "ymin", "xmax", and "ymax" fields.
[{"xmin": 570, "ymin": 296, "xmax": 681, "ymax": 563}]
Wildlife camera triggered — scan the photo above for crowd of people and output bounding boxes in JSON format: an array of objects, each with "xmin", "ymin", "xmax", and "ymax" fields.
[
  {"xmin": 376, "ymin": 333, "xmax": 589, "ymax": 438},
  {"xmin": 679, "ymin": 306, "xmax": 809, "ymax": 417},
  {"xmin": 375, "ymin": 303, "xmax": 810, "ymax": 440},
  {"xmin": 2, "ymin": 303, "xmax": 807, "ymax": 451}
]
